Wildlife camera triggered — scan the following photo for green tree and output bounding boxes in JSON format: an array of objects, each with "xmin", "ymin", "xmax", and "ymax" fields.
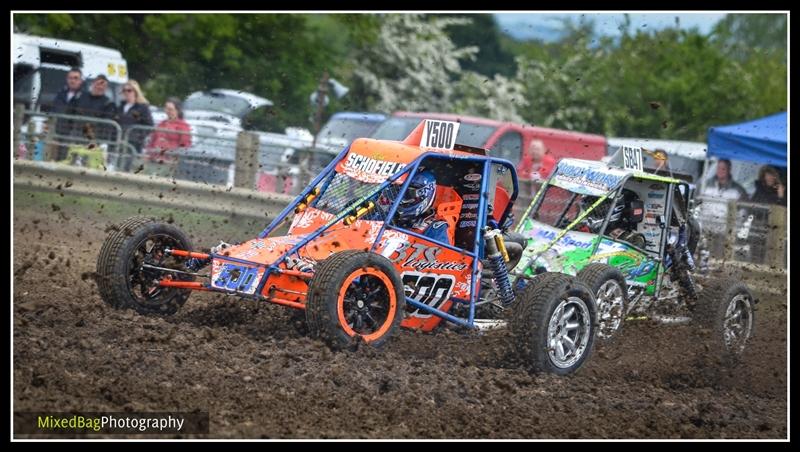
[
  {"xmin": 14, "ymin": 13, "xmax": 343, "ymax": 132},
  {"xmin": 349, "ymin": 14, "xmax": 478, "ymax": 113},
  {"xmin": 712, "ymin": 13, "xmax": 787, "ymax": 61},
  {"xmin": 441, "ymin": 13, "xmax": 517, "ymax": 77}
]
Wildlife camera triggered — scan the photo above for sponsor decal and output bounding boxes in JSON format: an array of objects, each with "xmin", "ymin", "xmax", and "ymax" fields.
[
  {"xmin": 460, "ymin": 212, "xmax": 478, "ymax": 220},
  {"xmin": 646, "ymin": 203, "xmax": 664, "ymax": 210},
  {"xmin": 342, "ymin": 152, "xmax": 407, "ymax": 183},
  {"xmin": 627, "ymin": 260, "xmax": 656, "ymax": 278},
  {"xmin": 462, "ymin": 194, "xmax": 480, "ymax": 201},
  {"xmin": 458, "ymin": 220, "xmax": 477, "ymax": 228},
  {"xmin": 249, "ymin": 240, "xmax": 266, "ymax": 249},
  {"xmin": 464, "ymin": 173, "xmax": 482, "ymax": 182},
  {"xmin": 291, "ymin": 207, "xmax": 334, "ymax": 230},
  {"xmin": 647, "ymin": 192, "xmax": 665, "ymax": 199},
  {"xmin": 463, "ymin": 181, "xmax": 481, "ymax": 190},
  {"xmin": 533, "ymin": 229, "xmax": 593, "ymax": 249},
  {"xmin": 462, "ymin": 203, "xmax": 479, "ymax": 209},
  {"xmin": 237, "ymin": 249, "xmax": 260, "ymax": 259},
  {"xmin": 554, "ymin": 161, "xmax": 624, "ymax": 193},
  {"xmin": 388, "ymin": 242, "xmax": 469, "ymax": 271}
]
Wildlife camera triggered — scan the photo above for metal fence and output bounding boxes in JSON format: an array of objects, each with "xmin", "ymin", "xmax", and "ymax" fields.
[
  {"xmin": 14, "ymin": 107, "xmax": 340, "ymax": 195},
  {"xmin": 16, "ymin": 111, "xmax": 124, "ymax": 169},
  {"xmin": 696, "ymin": 196, "xmax": 787, "ymax": 269}
]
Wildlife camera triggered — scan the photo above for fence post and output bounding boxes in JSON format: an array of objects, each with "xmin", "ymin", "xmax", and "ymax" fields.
[
  {"xmin": 13, "ymin": 103, "xmax": 25, "ymax": 158},
  {"xmin": 43, "ymin": 116, "xmax": 60, "ymax": 162},
  {"xmin": 724, "ymin": 200, "xmax": 737, "ymax": 261},
  {"xmin": 235, "ymin": 131, "xmax": 260, "ymax": 189},
  {"xmin": 766, "ymin": 205, "xmax": 787, "ymax": 269}
]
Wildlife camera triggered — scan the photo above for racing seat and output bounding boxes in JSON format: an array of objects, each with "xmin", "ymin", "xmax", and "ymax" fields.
[{"xmin": 433, "ymin": 185, "xmax": 462, "ymax": 246}]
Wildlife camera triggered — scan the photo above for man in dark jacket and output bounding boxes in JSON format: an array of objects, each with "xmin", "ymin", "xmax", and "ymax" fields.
[
  {"xmin": 50, "ymin": 67, "xmax": 84, "ymax": 115},
  {"xmin": 49, "ymin": 68, "xmax": 86, "ymax": 155},
  {"xmin": 74, "ymin": 74, "xmax": 116, "ymax": 144}
]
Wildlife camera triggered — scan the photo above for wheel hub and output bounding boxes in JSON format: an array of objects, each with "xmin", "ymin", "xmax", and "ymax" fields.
[
  {"xmin": 595, "ymin": 280, "xmax": 624, "ymax": 339},
  {"xmin": 547, "ymin": 296, "xmax": 591, "ymax": 369}
]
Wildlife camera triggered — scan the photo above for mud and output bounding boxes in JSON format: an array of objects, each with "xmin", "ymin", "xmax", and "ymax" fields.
[{"xmin": 13, "ymin": 194, "xmax": 787, "ymax": 438}]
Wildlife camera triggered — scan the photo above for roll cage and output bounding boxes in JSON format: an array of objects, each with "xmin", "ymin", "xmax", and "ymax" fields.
[{"xmin": 167, "ymin": 144, "xmax": 520, "ymax": 329}]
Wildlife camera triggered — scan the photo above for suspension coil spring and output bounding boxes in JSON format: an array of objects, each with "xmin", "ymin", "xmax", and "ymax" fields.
[{"xmin": 488, "ymin": 253, "xmax": 515, "ymax": 306}]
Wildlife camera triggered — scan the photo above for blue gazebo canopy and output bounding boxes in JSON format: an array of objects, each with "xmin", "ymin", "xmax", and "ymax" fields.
[{"xmin": 707, "ymin": 112, "xmax": 787, "ymax": 167}]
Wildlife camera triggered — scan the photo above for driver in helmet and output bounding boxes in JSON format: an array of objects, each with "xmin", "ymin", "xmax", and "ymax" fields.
[
  {"xmin": 579, "ymin": 189, "xmax": 646, "ymax": 248},
  {"xmin": 377, "ymin": 170, "xmax": 454, "ymax": 245}
]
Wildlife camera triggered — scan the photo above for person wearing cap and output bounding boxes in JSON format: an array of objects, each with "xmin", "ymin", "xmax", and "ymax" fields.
[
  {"xmin": 75, "ymin": 74, "xmax": 115, "ymax": 119},
  {"xmin": 74, "ymin": 74, "xmax": 116, "ymax": 146}
]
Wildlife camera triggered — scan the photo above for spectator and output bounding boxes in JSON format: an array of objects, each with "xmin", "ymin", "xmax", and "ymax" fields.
[
  {"xmin": 75, "ymin": 74, "xmax": 115, "ymax": 119},
  {"xmin": 751, "ymin": 165, "xmax": 786, "ymax": 206},
  {"xmin": 47, "ymin": 67, "xmax": 85, "ymax": 160},
  {"xmin": 50, "ymin": 67, "xmax": 84, "ymax": 115},
  {"xmin": 702, "ymin": 159, "xmax": 748, "ymax": 200},
  {"xmin": 74, "ymin": 74, "xmax": 116, "ymax": 144},
  {"xmin": 143, "ymin": 97, "xmax": 192, "ymax": 177},
  {"xmin": 114, "ymin": 80, "xmax": 153, "ymax": 170},
  {"xmin": 530, "ymin": 139, "xmax": 556, "ymax": 181},
  {"xmin": 527, "ymin": 139, "xmax": 556, "ymax": 196}
]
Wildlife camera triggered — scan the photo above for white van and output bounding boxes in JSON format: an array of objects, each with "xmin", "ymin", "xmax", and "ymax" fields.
[{"xmin": 13, "ymin": 33, "xmax": 129, "ymax": 111}]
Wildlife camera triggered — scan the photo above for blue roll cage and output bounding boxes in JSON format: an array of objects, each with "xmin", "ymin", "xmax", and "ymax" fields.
[{"xmin": 200, "ymin": 144, "xmax": 519, "ymax": 329}]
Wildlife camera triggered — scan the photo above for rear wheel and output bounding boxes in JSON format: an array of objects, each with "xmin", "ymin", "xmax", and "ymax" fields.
[
  {"xmin": 695, "ymin": 278, "xmax": 755, "ymax": 359},
  {"xmin": 576, "ymin": 264, "xmax": 627, "ymax": 341},
  {"xmin": 510, "ymin": 273, "xmax": 596, "ymax": 375},
  {"xmin": 306, "ymin": 251, "xmax": 404, "ymax": 349},
  {"xmin": 96, "ymin": 216, "xmax": 194, "ymax": 315}
]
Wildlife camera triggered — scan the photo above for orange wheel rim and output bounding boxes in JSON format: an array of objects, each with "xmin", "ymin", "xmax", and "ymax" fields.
[{"xmin": 336, "ymin": 267, "xmax": 397, "ymax": 343}]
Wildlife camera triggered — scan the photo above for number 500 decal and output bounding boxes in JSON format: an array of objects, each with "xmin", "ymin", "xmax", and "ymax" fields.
[
  {"xmin": 212, "ymin": 264, "xmax": 262, "ymax": 294},
  {"xmin": 421, "ymin": 120, "xmax": 460, "ymax": 151},
  {"xmin": 402, "ymin": 271, "xmax": 455, "ymax": 317}
]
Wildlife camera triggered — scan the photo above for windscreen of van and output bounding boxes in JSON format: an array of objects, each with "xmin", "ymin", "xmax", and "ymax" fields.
[
  {"xmin": 184, "ymin": 92, "xmax": 253, "ymax": 118},
  {"xmin": 371, "ymin": 117, "xmax": 496, "ymax": 148},
  {"xmin": 14, "ymin": 64, "xmax": 35, "ymax": 105},
  {"xmin": 38, "ymin": 66, "xmax": 69, "ymax": 110}
]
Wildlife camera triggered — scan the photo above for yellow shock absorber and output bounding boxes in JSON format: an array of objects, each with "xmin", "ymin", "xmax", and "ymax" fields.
[
  {"xmin": 295, "ymin": 187, "xmax": 320, "ymax": 213},
  {"xmin": 344, "ymin": 201, "xmax": 376, "ymax": 226},
  {"xmin": 494, "ymin": 233, "xmax": 510, "ymax": 262}
]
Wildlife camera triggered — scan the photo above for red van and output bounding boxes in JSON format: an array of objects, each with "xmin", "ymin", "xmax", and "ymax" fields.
[{"xmin": 371, "ymin": 112, "xmax": 607, "ymax": 180}]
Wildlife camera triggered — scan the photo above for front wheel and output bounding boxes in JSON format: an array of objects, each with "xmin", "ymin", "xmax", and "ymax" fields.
[
  {"xmin": 96, "ymin": 216, "xmax": 194, "ymax": 315},
  {"xmin": 306, "ymin": 250, "xmax": 405, "ymax": 350},
  {"xmin": 576, "ymin": 264, "xmax": 627, "ymax": 341},
  {"xmin": 510, "ymin": 273, "xmax": 596, "ymax": 375}
]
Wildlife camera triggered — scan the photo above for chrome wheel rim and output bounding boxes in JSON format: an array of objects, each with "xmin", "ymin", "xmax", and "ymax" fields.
[
  {"xmin": 595, "ymin": 280, "xmax": 624, "ymax": 339},
  {"xmin": 723, "ymin": 293, "xmax": 754, "ymax": 354},
  {"xmin": 547, "ymin": 296, "xmax": 592, "ymax": 368}
]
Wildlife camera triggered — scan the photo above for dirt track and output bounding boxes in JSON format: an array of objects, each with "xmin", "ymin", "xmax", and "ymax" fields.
[{"xmin": 13, "ymin": 190, "xmax": 788, "ymax": 439}]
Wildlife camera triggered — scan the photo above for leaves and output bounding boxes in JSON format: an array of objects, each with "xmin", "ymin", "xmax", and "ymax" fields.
[{"xmin": 13, "ymin": 13, "xmax": 786, "ymax": 141}]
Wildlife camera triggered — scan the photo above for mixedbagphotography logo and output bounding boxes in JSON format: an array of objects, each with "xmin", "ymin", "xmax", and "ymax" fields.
[{"xmin": 14, "ymin": 412, "xmax": 209, "ymax": 435}]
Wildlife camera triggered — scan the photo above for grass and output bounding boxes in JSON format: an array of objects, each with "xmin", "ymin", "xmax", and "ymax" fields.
[{"xmin": 13, "ymin": 187, "xmax": 291, "ymax": 244}]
